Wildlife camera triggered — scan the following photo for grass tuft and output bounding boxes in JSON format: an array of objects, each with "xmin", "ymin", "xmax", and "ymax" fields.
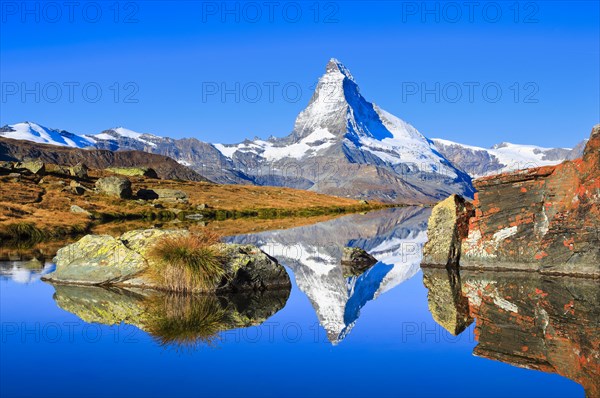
[{"xmin": 147, "ymin": 231, "xmax": 226, "ymax": 293}]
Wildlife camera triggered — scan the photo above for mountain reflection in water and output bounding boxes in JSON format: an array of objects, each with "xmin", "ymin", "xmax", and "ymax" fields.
[
  {"xmin": 1, "ymin": 205, "xmax": 597, "ymax": 397},
  {"xmin": 422, "ymin": 267, "xmax": 600, "ymax": 397},
  {"xmin": 227, "ymin": 207, "xmax": 431, "ymax": 344}
]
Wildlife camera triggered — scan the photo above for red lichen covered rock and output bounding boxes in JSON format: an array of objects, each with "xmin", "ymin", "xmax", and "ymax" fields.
[{"xmin": 460, "ymin": 125, "xmax": 599, "ymax": 276}]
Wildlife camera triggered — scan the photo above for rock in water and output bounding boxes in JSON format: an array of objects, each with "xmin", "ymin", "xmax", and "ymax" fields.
[
  {"xmin": 44, "ymin": 229, "xmax": 291, "ymax": 293},
  {"xmin": 341, "ymin": 247, "xmax": 378, "ymax": 276},
  {"xmin": 422, "ymin": 194, "xmax": 474, "ymax": 266},
  {"xmin": 459, "ymin": 124, "xmax": 600, "ymax": 276},
  {"xmin": 48, "ymin": 234, "xmax": 147, "ymax": 284},
  {"xmin": 95, "ymin": 176, "xmax": 132, "ymax": 199},
  {"xmin": 218, "ymin": 244, "xmax": 292, "ymax": 291}
]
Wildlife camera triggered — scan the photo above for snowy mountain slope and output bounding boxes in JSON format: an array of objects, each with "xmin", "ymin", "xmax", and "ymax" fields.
[
  {"xmin": 432, "ymin": 138, "xmax": 586, "ymax": 178},
  {"xmin": 0, "ymin": 122, "xmax": 94, "ymax": 148},
  {"xmin": 5, "ymin": 61, "xmax": 589, "ymax": 197},
  {"xmin": 213, "ymin": 59, "xmax": 474, "ymax": 202}
]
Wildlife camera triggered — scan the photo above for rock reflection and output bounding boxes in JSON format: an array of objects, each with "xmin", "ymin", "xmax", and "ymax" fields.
[
  {"xmin": 421, "ymin": 266, "xmax": 473, "ymax": 335},
  {"xmin": 228, "ymin": 207, "xmax": 430, "ymax": 344},
  {"xmin": 51, "ymin": 284, "xmax": 289, "ymax": 349},
  {"xmin": 422, "ymin": 267, "xmax": 600, "ymax": 397}
]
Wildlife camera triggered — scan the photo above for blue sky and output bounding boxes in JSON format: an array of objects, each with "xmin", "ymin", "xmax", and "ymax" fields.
[{"xmin": 1, "ymin": 0, "xmax": 598, "ymax": 147}]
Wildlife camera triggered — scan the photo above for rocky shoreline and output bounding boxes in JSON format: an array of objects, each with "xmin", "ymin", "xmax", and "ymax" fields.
[
  {"xmin": 422, "ymin": 124, "xmax": 599, "ymax": 278},
  {"xmin": 42, "ymin": 229, "xmax": 292, "ymax": 293}
]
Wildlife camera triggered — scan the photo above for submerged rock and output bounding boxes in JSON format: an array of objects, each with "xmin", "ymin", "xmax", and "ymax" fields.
[
  {"xmin": 44, "ymin": 229, "xmax": 291, "ymax": 293},
  {"xmin": 95, "ymin": 176, "xmax": 132, "ymax": 199}
]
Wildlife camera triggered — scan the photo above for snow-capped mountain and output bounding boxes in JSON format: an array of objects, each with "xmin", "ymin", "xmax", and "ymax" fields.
[
  {"xmin": 3, "ymin": 60, "xmax": 588, "ymax": 201},
  {"xmin": 213, "ymin": 58, "xmax": 475, "ymax": 203},
  {"xmin": 432, "ymin": 138, "xmax": 586, "ymax": 178},
  {"xmin": 227, "ymin": 206, "xmax": 430, "ymax": 344},
  {"xmin": 0, "ymin": 122, "xmax": 94, "ymax": 148}
]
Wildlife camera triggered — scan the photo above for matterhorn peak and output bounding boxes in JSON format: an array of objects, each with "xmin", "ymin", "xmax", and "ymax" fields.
[{"xmin": 325, "ymin": 58, "xmax": 355, "ymax": 82}]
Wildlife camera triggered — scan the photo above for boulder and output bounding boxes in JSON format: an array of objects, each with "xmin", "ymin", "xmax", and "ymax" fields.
[
  {"xmin": 44, "ymin": 229, "xmax": 291, "ymax": 293},
  {"xmin": 119, "ymin": 228, "xmax": 188, "ymax": 258},
  {"xmin": 70, "ymin": 205, "xmax": 91, "ymax": 216},
  {"xmin": 95, "ymin": 176, "xmax": 132, "ymax": 199},
  {"xmin": 0, "ymin": 161, "xmax": 14, "ymax": 172},
  {"xmin": 137, "ymin": 188, "xmax": 188, "ymax": 203},
  {"xmin": 17, "ymin": 160, "xmax": 45, "ymax": 175},
  {"xmin": 422, "ymin": 194, "xmax": 474, "ymax": 266},
  {"xmin": 46, "ymin": 234, "xmax": 147, "ymax": 284},
  {"xmin": 69, "ymin": 180, "xmax": 89, "ymax": 195},
  {"xmin": 70, "ymin": 163, "xmax": 88, "ymax": 178},
  {"xmin": 459, "ymin": 124, "xmax": 600, "ymax": 276},
  {"xmin": 218, "ymin": 244, "xmax": 291, "ymax": 291},
  {"xmin": 107, "ymin": 167, "xmax": 159, "ymax": 179},
  {"xmin": 341, "ymin": 247, "xmax": 377, "ymax": 276}
]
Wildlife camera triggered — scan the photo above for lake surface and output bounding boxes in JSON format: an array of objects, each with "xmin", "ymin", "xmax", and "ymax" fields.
[{"xmin": 1, "ymin": 207, "xmax": 597, "ymax": 398}]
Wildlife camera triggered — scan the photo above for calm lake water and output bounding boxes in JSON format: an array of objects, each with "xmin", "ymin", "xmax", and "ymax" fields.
[{"xmin": 1, "ymin": 207, "xmax": 596, "ymax": 398}]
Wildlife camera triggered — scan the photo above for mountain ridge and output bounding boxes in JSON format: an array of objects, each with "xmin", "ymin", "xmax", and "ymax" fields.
[{"xmin": 2, "ymin": 59, "xmax": 586, "ymax": 202}]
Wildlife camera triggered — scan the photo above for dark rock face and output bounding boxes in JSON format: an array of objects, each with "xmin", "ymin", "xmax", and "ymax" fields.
[
  {"xmin": 0, "ymin": 137, "xmax": 208, "ymax": 182},
  {"xmin": 93, "ymin": 131, "xmax": 250, "ymax": 184},
  {"xmin": 422, "ymin": 268, "xmax": 600, "ymax": 397},
  {"xmin": 461, "ymin": 125, "xmax": 600, "ymax": 276},
  {"xmin": 95, "ymin": 176, "xmax": 132, "ymax": 199}
]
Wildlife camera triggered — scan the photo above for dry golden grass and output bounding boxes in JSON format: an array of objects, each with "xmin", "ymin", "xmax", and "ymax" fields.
[
  {"xmin": 0, "ymin": 164, "xmax": 386, "ymax": 246},
  {"xmin": 147, "ymin": 232, "xmax": 226, "ymax": 293},
  {"xmin": 129, "ymin": 178, "xmax": 368, "ymax": 210}
]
